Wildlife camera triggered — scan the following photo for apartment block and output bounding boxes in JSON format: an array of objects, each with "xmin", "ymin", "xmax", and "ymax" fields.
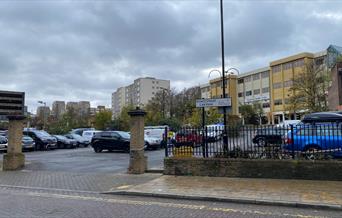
[
  {"xmin": 112, "ymin": 77, "xmax": 170, "ymax": 118},
  {"xmin": 78, "ymin": 101, "xmax": 90, "ymax": 117},
  {"xmin": 52, "ymin": 101, "xmax": 66, "ymax": 119},
  {"xmin": 200, "ymin": 83, "xmax": 211, "ymax": 99},
  {"xmin": 66, "ymin": 102, "xmax": 79, "ymax": 112},
  {"xmin": 36, "ymin": 106, "xmax": 50, "ymax": 121}
]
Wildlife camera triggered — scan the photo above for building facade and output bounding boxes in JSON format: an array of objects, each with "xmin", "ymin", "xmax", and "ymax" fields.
[
  {"xmin": 78, "ymin": 101, "xmax": 90, "ymax": 117},
  {"xmin": 36, "ymin": 106, "xmax": 50, "ymax": 121},
  {"xmin": 112, "ymin": 77, "xmax": 170, "ymax": 118},
  {"xmin": 200, "ymin": 83, "xmax": 211, "ymax": 99},
  {"xmin": 328, "ymin": 61, "xmax": 342, "ymax": 110},
  {"xmin": 209, "ymin": 75, "xmax": 238, "ymax": 115},
  {"xmin": 52, "ymin": 101, "xmax": 66, "ymax": 120}
]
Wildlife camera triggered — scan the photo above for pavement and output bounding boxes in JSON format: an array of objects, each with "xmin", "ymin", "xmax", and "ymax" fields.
[{"xmin": 107, "ymin": 174, "xmax": 342, "ymax": 211}]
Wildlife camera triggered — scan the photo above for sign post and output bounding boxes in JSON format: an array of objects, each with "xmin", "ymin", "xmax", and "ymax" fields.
[{"xmin": 1, "ymin": 90, "xmax": 26, "ymax": 171}]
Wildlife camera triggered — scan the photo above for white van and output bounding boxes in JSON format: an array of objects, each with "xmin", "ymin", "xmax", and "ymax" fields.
[
  {"xmin": 144, "ymin": 126, "xmax": 168, "ymax": 144},
  {"xmin": 82, "ymin": 130, "xmax": 101, "ymax": 141}
]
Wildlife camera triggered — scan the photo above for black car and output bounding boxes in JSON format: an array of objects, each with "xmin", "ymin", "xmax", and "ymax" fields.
[
  {"xmin": 91, "ymin": 131, "xmax": 130, "ymax": 153},
  {"xmin": 22, "ymin": 136, "xmax": 35, "ymax": 151},
  {"xmin": 23, "ymin": 130, "xmax": 57, "ymax": 150},
  {"xmin": 252, "ymin": 128, "xmax": 284, "ymax": 147},
  {"xmin": 54, "ymin": 135, "xmax": 78, "ymax": 149},
  {"xmin": 65, "ymin": 133, "xmax": 90, "ymax": 147}
]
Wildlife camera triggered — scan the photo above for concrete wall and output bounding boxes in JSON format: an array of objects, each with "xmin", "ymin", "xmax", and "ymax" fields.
[{"xmin": 164, "ymin": 158, "xmax": 342, "ymax": 181}]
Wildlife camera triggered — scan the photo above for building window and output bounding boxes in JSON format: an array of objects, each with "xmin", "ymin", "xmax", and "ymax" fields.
[
  {"xmin": 273, "ymin": 82, "xmax": 282, "ymax": 89},
  {"xmin": 253, "ymin": 89, "xmax": 260, "ymax": 95},
  {"xmin": 262, "ymin": 102, "xmax": 270, "ymax": 108},
  {"xmin": 262, "ymin": 87, "xmax": 269, "ymax": 93},
  {"xmin": 152, "ymin": 92, "xmax": 155, "ymax": 94},
  {"xmin": 152, "ymin": 81, "xmax": 155, "ymax": 84},
  {"xmin": 315, "ymin": 58, "xmax": 324, "ymax": 66},
  {"xmin": 284, "ymin": 80, "xmax": 293, "ymax": 87},
  {"xmin": 261, "ymin": 71, "xmax": 270, "ymax": 78},
  {"xmin": 238, "ymin": 92, "xmax": 244, "ymax": 97},
  {"xmin": 156, "ymin": 81, "xmax": 159, "ymax": 84},
  {"xmin": 274, "ymin": 99, "xmax": 283, "ymax": 106},
  {"xmin": 253, "ymin": 74, "xmax": 260, "ymax": 81},
  {"xmin": 293, "ymin": 59, "xmax": 304, "ymax": 68},
  {"xmin": 283, "ymin": 62, "xmax": 292, "ymax": 70},
  {"xmin": 238, "ymin": 79, "xmax": 244, "ymax": 84},
  {"xmin": 272, "ymin": 65, "xmax": 281, "ymax": 73},
  {"xmin": 284, "ymin": 98, "xmax": 290, "ymax": 104},
  {"xmin": 244, "ymin": 76, "xmax": 251, "ymax": 82},
  {"xmin": 245, "ymin": 91, "xmax": 252, "ymax": 96}
]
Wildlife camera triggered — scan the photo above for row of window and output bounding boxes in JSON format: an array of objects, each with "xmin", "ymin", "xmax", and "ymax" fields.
[
  {"xmin": 272, "ymin": 59, "xmax": 305, "ymax": 73},
  {"xmin": 237, "ymin": 71, "xmax": 270, "ymax": 84},
  {"xmin": 272, "ymin": 80, "xmax": 293, "ymax": 89},
  {"xmin": 238, "ymin": 87, "xmax": 269, "ymax": 97}
]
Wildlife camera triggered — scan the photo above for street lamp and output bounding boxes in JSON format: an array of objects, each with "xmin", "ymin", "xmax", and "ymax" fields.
[
  {"xmin": 159, "ymin": 87, "xmax": 169, "ymax": 119},
  {"xmin": 37, "ymin": 101, "xmax": 47, "ymax": 130}
]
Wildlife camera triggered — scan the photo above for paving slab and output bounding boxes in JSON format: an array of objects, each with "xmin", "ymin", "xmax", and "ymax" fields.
[{"xmin": 107, "ymin": 175, "xmax": 342, "ymax": 210}]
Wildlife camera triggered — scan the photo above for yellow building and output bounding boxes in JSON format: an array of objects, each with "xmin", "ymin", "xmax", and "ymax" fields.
[
  {"xmin": 209, "ymin": 75, "xmax": 238, "ymax": 115},
  {"xmin": 269, "ymin": 53, "xmax": 315, "ymax": 123}
]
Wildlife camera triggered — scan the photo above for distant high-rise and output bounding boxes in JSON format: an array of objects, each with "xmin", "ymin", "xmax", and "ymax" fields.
[
  {"xmin": 52, "ymin": 101, "xmax": 66, "ymax": 119},
  {"xmin": 66, "ymin": 102, "xmax": 79, "ymax": 112},
  {"xmin": 112, "ymin": 77, "xmax": 170, "ymax": 118},
  {"xmin": 78, "ymin": 101, "xmax": 90, "ymax": 117},
  {"xmin": 36, "ymin": 106, "xmax": 50, "ymax": 121}
]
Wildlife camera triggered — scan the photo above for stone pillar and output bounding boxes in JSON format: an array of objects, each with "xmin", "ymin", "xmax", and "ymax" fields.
[
  {"xmin": 3, "ymin": 116, "xmax": 25, "ymax": 171},
  {"xmin": 127, "ymin": 108, "xmax": 147, "ymax": 174}
]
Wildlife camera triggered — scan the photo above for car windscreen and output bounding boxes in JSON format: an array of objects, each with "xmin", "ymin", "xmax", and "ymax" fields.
[
  {"xmin": 117, "ymin": 131, "xmax": 130, "ymax": 139},
  {"xmin": 71, "ymin": 134, "xmax": 83, "ymax": 140},
  {"xmin": 34, "ymin": 131, "xmax": 52, "ymax": 137}
]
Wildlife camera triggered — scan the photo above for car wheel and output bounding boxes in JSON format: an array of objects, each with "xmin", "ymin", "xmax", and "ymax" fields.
[
  {"xmin": 257, "ymin": 138, "xmax": 267, "ymax": 147},
  {"xmin": 304, "ymin": 145, "xmax": 321, "ymax": 160},
  {"xmin": 94, "ymin": 147, "xmax": 102, "ymax": 153}
]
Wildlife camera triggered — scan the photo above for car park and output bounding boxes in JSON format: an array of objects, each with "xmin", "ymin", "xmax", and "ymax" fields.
[
  {"xmin": 91, "ymin": 131, "xmax": 131, "ymax": 153},
  {"xmin": 0, "ymin": 136, "xmax": 8, "ymax": 152},
  {"xmin": 54, "ymin": 135, "xmax": 78, "ymax": 149},
  {"xmin": 23, "ymin": 129, "xmax": 57, "ymax": 150},
  {"xmin": 21, "ymin": 136, "xmax": 35, "ymax": 151},
  {"xmin": 65, "ymin": 133, "xmax": 90, "ymax": 147}
]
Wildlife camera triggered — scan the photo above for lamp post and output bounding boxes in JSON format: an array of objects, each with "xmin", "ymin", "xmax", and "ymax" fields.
[
  {"xmin": 38, "ymin": 101, "xmax": 47, "ymax": 130},
  {"xmin": 159, "ymin": 87, "xmax": 169, "ymax": 119}
]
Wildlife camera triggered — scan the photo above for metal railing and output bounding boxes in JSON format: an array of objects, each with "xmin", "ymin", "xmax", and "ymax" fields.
[{"xmin": 164, "ymin": 123, "xmax": 342, "ymax": 160}]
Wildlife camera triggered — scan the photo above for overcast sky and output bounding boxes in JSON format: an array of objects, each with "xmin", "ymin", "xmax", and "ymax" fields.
[{"xmin": 1, "ymin": 0, "xmax": 342, "ymax": 113}]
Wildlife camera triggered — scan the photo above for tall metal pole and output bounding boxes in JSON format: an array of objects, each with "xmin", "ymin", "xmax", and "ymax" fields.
[{"xmin": 220, "ymin": 0, "xmax": 228, "ymax": 153}]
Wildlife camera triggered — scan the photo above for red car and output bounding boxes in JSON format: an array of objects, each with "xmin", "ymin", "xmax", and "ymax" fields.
[{"xmin": 175, "ymin": 130, "xmax": 202, "ymax": 146}]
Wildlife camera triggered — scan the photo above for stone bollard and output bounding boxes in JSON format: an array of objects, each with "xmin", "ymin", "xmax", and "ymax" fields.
[
  {"xmin": 3, "ymin": 116, "xmax": 25, "ymax": 171},
  {"xmin": 127, "ymin": 107, "xmax": 147, "ymax": 174}
]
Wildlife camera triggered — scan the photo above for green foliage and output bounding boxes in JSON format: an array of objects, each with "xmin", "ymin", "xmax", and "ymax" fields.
[
  {"xmin": 239, "ymin": 104, "xmax": 259, "ymax": 125},
  {"xmin": 108, "ymin": 105, "xmax": 134, "ymax": 131},
  {"xmin": 94, "ymin": 110, "xmax": 112, "ymax": 130}
]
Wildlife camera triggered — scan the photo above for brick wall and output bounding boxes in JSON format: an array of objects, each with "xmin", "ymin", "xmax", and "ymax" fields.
[{"xmin": 164, "ymin": 158, "xmax": 342, "ymax": 181}]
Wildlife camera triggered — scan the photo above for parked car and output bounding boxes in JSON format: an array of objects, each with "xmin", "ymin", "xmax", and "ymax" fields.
[
  {"xmin": 252, "ymin": 127, "xmax": 284, "ymax": 147},
  {"xmin": 284, "ymin": 123, "xmax": 342, "ymax": 159},
  {"xmin": 175, "ymin": 129, "xmax": 202, "ymax": 146},
  {"xmin": 54, "ymin": 135, "xmax": 77, "ymax": 149},
  {"xmin": 91, "ymin": 131, "xmax": 131, "ymax": 153},
  {"xmin": 70, "ymin": 128, "xmax": 95, "ymax": 136},
  {"xmin": 0, "ymin": 136, "xmax": 7, "ymax": 152},
  {"xmin": 205, "ymin": 124, "xmax": 224, "ymax": 142},
  {"xmin": 144, "ymin": 134, "xmax": 162, "ymax": 150},
  {"xmin": 23, "ymin": 130, "xmax": 57, "ymax": 150},
  {"xmin": 65, "ymin": 133, "xmax": 90, "ymax": 147},
  {"xmin": 21, "ymin": 136, "xmax": 35, "ymax": 151},
  {"xmin": 0, "ymin": 130, "xmax": 7, "ymax": 137},
  {"xmin": 145, "ymin": 126, "xmax": 168, "ymax": 148},
  {"xmin": 302, "ymin": 112, "xmax": 342, "ymax": 123},
  {"xmin": 276, "ymin": 120, "xmax": 301, "ymax": 127},
  {"xmin": 82, "ymin": 130, "xmax": 101, "ymax": 142}
]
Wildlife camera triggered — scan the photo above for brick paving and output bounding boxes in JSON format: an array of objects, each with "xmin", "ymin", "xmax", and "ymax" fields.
[{"xmin": 109, "ymin": 175, "xmax": 342, "ymax": 210}]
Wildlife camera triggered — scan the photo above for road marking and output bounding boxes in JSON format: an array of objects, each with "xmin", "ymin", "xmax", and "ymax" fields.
[
  {"xmin": 0, "ymin": 184, "xmax": 99, "ymax": 194},
  {"xmin": 23, "ymin": 192, "xmax": 324, "ymax": 218}
]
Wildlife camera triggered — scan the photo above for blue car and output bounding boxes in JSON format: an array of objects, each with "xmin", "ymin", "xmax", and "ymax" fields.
[{"xmin": 283, "ymin": 124, "xmax": 342, "ymax": 158}]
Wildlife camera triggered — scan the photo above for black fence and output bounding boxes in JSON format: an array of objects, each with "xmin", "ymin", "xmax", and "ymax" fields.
[{"xmin": 164, "ymin": 123, "xmax": 342, "ymax": 160}]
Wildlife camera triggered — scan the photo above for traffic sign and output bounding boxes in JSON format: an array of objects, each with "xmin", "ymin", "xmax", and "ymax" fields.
[{"xmin": 196, "ymin": 98, "xmax": 231, "ymax": 108}]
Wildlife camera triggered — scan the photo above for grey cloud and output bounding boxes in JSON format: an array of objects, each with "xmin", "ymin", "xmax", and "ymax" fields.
[{"xmin": 0, "ymin": 0, "xmax": 342, "ymax": 112}]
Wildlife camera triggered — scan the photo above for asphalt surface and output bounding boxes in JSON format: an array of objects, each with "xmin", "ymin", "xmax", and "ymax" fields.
[
  {"xmin": 0, "ymin": 185, "xmax": 340, "ymax": 218},
  {"xmin": 0, "ymin": 147, "xmax": 164, "ymax": 173}
]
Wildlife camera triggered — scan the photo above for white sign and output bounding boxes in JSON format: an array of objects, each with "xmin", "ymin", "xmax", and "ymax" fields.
[{"xmin": 196, "ymin": 98, "xmax": 231, "ymax": 108}]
